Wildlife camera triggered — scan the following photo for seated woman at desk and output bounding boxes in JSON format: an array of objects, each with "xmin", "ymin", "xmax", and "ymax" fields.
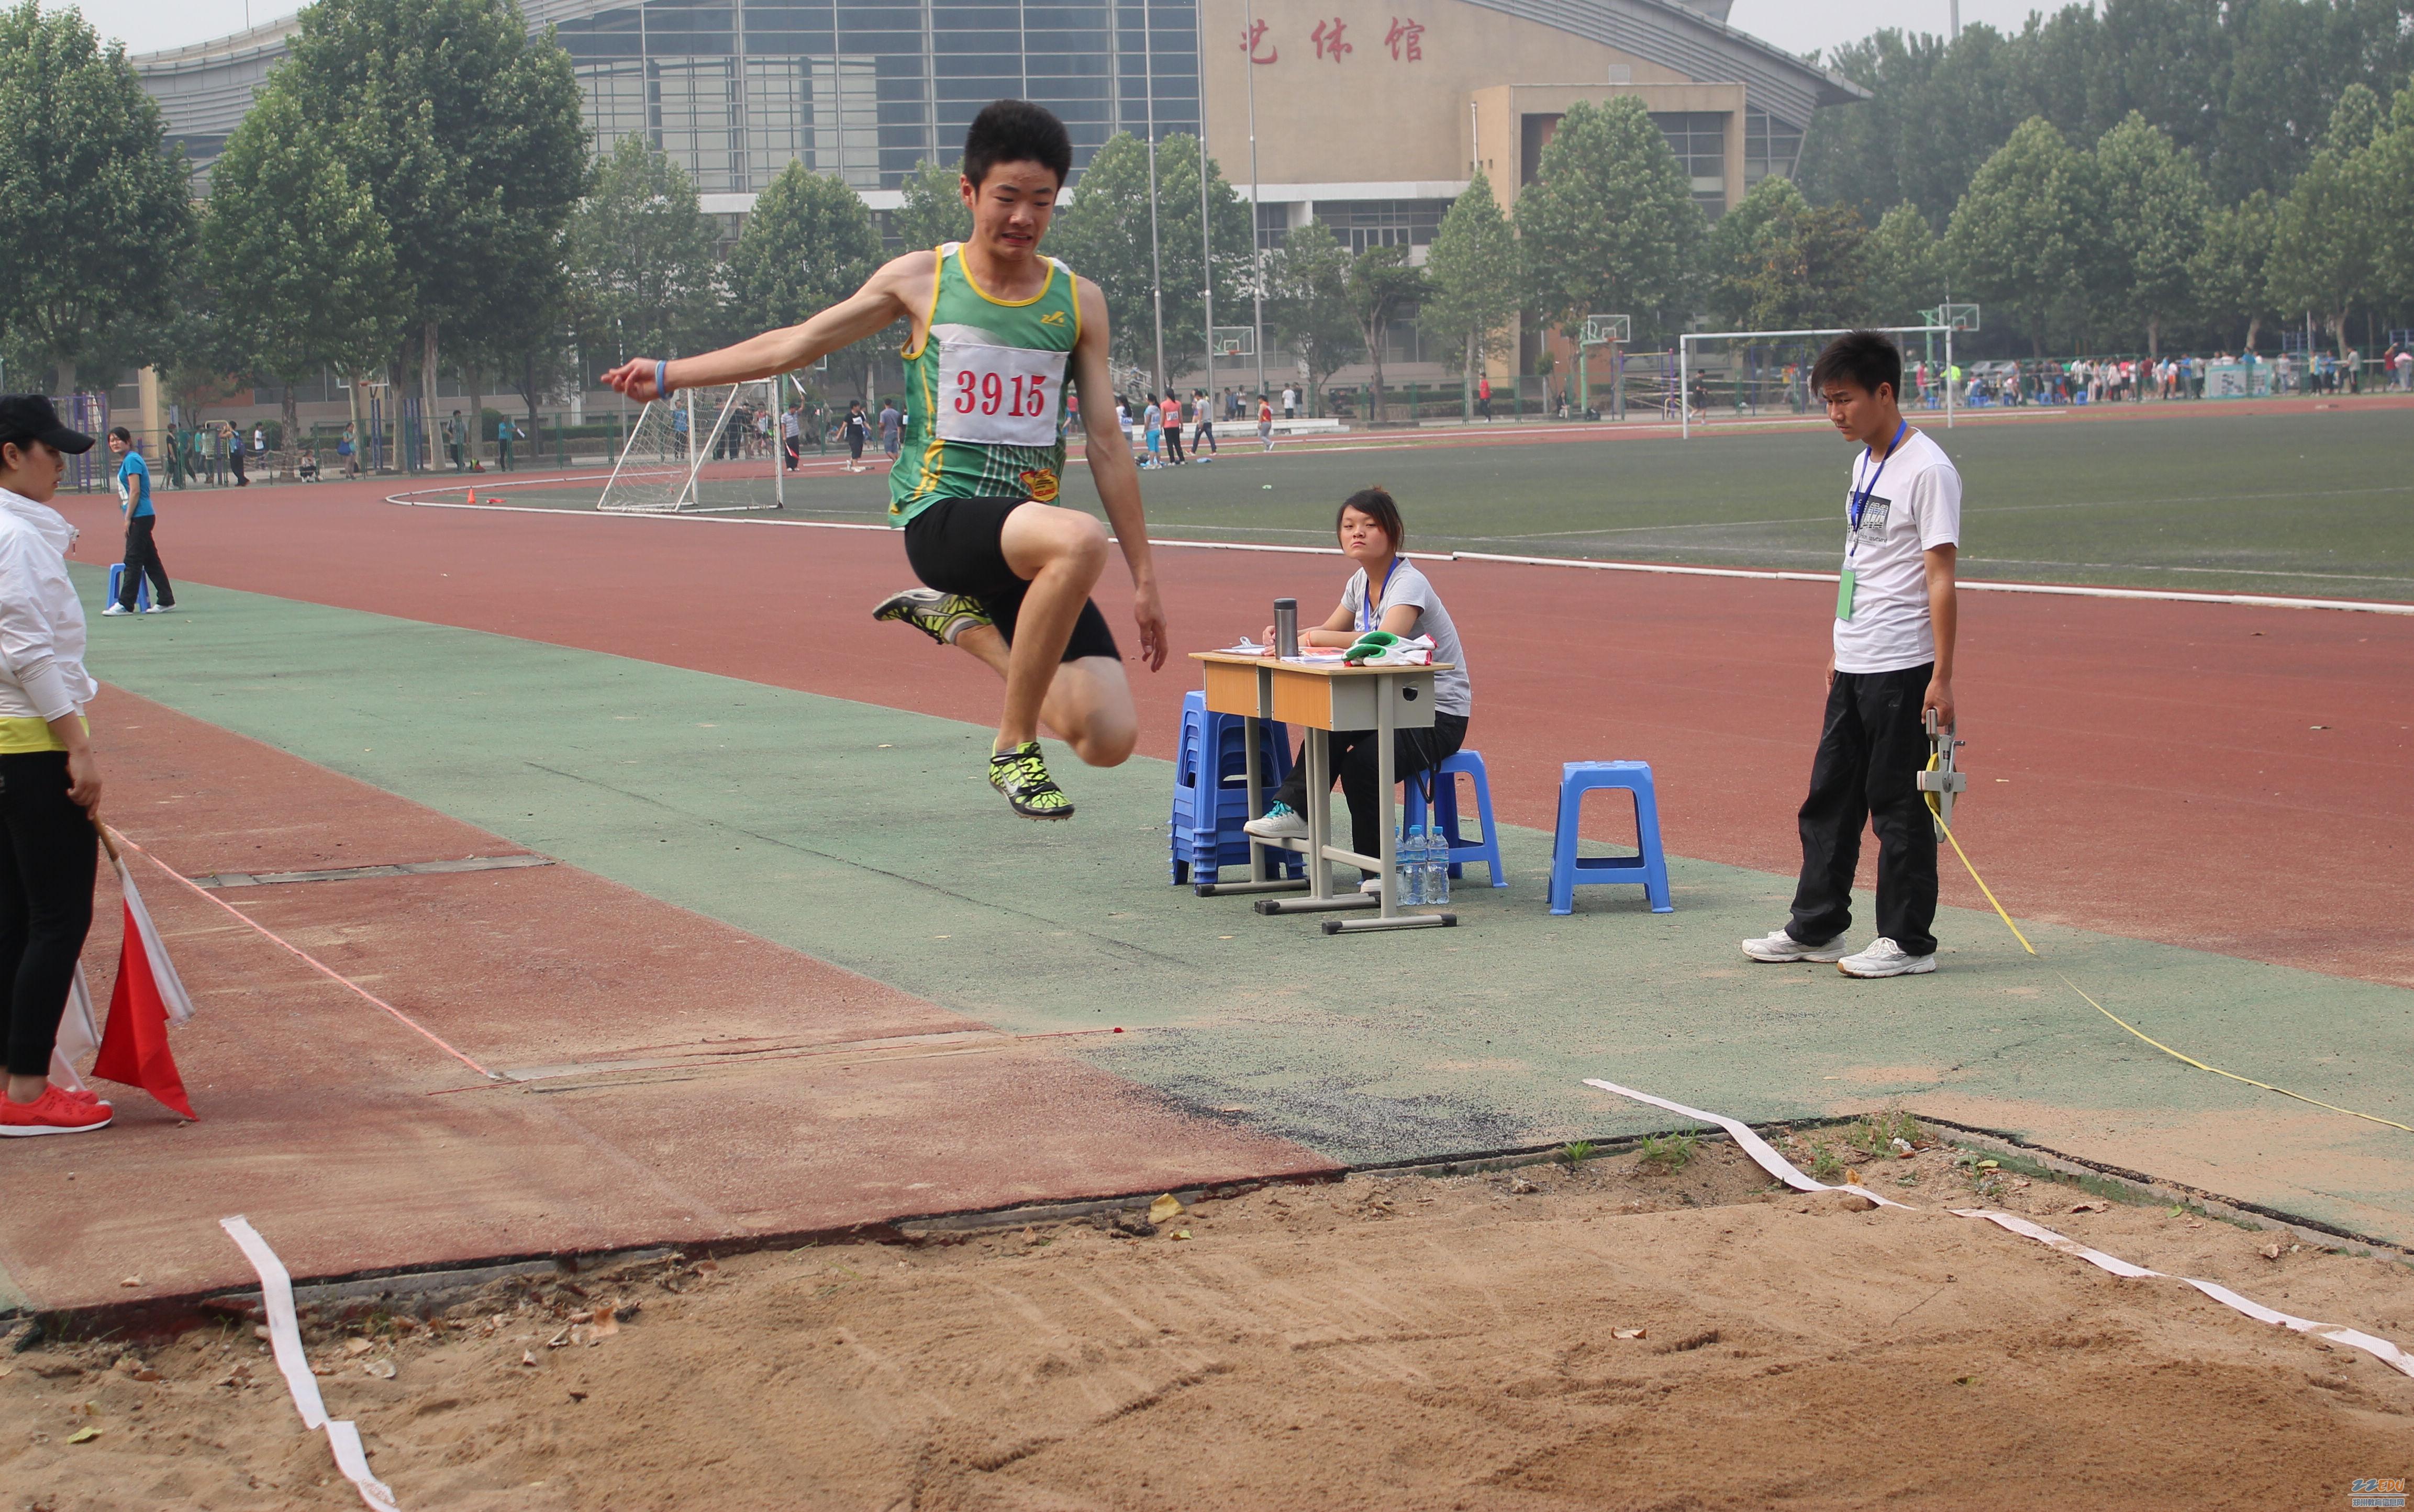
[{"xmin": 1244, "ymin": 486, "xmax": 1472, "ymax": 890}]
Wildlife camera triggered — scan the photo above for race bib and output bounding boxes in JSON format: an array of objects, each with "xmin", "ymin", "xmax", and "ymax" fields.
[{"xmin": 932, "ymin": 323, "xmax": 1067, "ymax": 447}]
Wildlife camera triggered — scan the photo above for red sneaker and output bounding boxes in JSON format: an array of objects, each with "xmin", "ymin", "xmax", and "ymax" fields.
[
  {"xmin": 61, "ymin": 1085, "xmax": 110, "ymax": 1108},
  {"xmin": 0, "ymin": 1085, "xmax": 114, "ymax": 1136}
]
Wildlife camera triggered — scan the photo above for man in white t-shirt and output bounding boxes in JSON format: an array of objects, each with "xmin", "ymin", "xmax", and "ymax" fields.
[{"xmin": 1744, "ymin": 330, "xmax": 1961, "ymax": 979}]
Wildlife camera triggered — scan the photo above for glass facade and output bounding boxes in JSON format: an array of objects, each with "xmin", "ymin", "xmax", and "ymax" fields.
[
  {"xmin": 555, "ymin": 0, "xmax": 1201, "ymax": 193},
  {"xmin": 1649, "ymin": 111, "xmax": 1727, "ymax": 216},
  {"xmin": 1321, "ymin": 199, "xmax": 1452, "ymax": 254},
  {"xmin": 1743, "ymin": 106, "xmax": 1804, "ymax": 188}
]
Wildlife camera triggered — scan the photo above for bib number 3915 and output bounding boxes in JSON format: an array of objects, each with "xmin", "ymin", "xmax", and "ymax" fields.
[{"xmin": 931, "ymin": 324, "xmax": 1068, "ymax": 448}]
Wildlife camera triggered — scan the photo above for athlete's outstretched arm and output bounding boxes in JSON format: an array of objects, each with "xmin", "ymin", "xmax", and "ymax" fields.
[
  {"xmin": 600, "ymin": 253, "xmax": 931, "ymax": 400},
  {"xmin": 1070, "ymin": 277, "xmax": 1165, "ymax": 671}
]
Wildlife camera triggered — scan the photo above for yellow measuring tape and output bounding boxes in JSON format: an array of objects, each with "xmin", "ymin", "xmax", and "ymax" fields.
[{"xmin": 1927, "ymin": 765, "xmax": 2412, "ymax": 1135}]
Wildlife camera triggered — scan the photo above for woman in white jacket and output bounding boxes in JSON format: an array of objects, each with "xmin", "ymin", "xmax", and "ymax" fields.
[{"xmin": 0, "ymin": 397, "xmax": 109, "ymax": 1136}]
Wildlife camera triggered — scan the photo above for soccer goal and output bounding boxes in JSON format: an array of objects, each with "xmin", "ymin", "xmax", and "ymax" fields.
[
  {"xmin": 1676, "ymin": 324, "xmax": 1959, "ymax": 439},
  {"xmin": 597, "ymin": 379, "xmax": 785, "ymax": 513}
]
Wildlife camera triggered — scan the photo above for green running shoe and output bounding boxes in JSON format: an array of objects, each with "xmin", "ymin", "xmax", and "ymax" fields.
[
  {"xmin": 873, "ymin": 587, "xmax": 991, "ymax": 647},
  {"xmin": 988, "ymin": 741, "xmax": 1074, "ymax": 820}
]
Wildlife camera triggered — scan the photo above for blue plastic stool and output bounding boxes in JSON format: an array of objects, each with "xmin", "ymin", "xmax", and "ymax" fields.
[
  {"xmin": 1170, "ymin": 690, "xmax": 1299, "ymax": 886},
  {"xmin": 1400, "ymin": 749, "xmax": 1505, "ymax": 888},
  {"xmin": 1548, "ymin": 760, "xmax": 1672, "ymax": 915},
  {"xmin": 106, "ymin": 563, "xmax": 152, "ymax": 613}
]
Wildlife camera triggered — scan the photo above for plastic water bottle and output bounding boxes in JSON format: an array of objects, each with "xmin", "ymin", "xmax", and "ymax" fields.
[
  {"xmin": 1396, "ymin": 825, "xmax": 1425, "ymax": 905},
  {"xmin": 1424, "ymin": 824, "xmax": 1451, "ymax": 907}
]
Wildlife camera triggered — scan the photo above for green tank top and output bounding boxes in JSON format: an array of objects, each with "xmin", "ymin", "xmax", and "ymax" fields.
[{"xmin": 888, "ymin": 242, "xmax": 1081, "ymax": 523}]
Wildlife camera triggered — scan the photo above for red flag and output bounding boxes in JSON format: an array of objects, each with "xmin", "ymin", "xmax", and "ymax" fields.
[{"xmin": 91, "ymin": 849, "xmax": 197, "ymax": 1119}]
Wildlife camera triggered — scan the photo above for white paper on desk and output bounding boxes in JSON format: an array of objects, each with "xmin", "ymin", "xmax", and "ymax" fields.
[
  {"xmin": 1283, "ymin": 650, "xmax": 1347, "ymax": 663},
  {"xmin": 1218, "ymin": 639, "xmax": 1267, "ymax": 653}
]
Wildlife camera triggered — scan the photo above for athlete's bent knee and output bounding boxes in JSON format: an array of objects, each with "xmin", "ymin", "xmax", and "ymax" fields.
[{"xmin": 1071, "ymin": 717, "xmax": 1137, "ymax": 768}]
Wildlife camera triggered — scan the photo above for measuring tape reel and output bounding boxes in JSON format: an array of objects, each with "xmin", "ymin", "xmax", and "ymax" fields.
[{"xmin": 1916, "ymin": 708, "xmax": 1967, "ymax": 839}]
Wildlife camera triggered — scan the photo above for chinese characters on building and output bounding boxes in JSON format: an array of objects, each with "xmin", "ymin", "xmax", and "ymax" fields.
[{"xmin": 1244, "ymin": 17, "xmax": 1422, "ymax": 65}]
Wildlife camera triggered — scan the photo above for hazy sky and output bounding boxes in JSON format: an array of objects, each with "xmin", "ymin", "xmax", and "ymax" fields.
[{"xmin": 75, "ymin": 0, "xmax": 2072, "ymax": 62}]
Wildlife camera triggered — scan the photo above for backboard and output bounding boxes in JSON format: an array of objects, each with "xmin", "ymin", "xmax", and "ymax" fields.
[{"xmin": 1582, "ymin": 313, "xmax": 1632, "ymax": 345}]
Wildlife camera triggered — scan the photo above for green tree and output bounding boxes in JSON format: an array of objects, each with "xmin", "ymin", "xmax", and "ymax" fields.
[
  {"xmin": 0, "ymin": 2, "xmax": 193, "ymax": 392},
  {"xmin": 2265, "ymin": 147, "xmax": 2375, "ymax": 360},
  {"xmin": 1516, "ymin": 98, "xmax": 1703, "ymax": 342},
  {"xmin": 201, "ymin": 86, "xmax": 401, "ymax": 458},
  {"xmin": 1268, "ymin": 221, "xmax": 1361, "ymax": 415},
  {"xmin": 1047, "ymin": 131, "xmax": 1254, "ymax": 380},
  {"xmin": 1343, "ymin": 247, "xmax": 1426, "ymax": 420},
  {"xmin": 1861, "ymin": 202, "xmax": 1944, "ymax": 323},
  {"xmin": 2190, "ymin": 191, "xmax": 2277, "ymax": 352},
  {"xmin": 891, "ymin": 157, "xmax": 973, "ymax": 252},
  {"xmin": 2367, "ymin": 86, "xmax": 2414, "ymax": 320},
  {"xmin": 1418, "ymin": 173, "xmax": 1521, "ymax": 419},
  {"xmin": 570, "ymin": 136, "xmax": 724, "ymax": 368},
  {"xmin": 724, "ymin": 158, "xmax": 884, "ymax": 394},
  {"xmin": 2093, "ymin": 112, "xmax": 2210, "ymax": 356},
  {"xmin": 1944, "ymin": 117, "xmax": 2098, "ymax": 354},
  {"xmin": 277, "ymin": 0, "xmax": 586, "ymax": 465},
  {"xmin": 1703, "ymin": 175, "xmax": 1870, "ymax": 332}
]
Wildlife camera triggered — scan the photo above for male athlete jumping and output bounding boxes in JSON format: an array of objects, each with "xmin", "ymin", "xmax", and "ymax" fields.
[{"xmin": 603, "ymin": 100, "xmax": 1166, "ymax": 820}]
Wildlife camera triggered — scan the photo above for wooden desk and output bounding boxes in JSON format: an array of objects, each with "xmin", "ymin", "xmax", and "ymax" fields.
[{"xmin": 1190, "ymin": 650, "xmax": 1456, "ymax": 935}]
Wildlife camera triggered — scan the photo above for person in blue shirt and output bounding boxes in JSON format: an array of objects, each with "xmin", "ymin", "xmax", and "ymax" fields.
[{"xmin": 102, "ymin": 427, "xmax": 173, "ymax": 616}]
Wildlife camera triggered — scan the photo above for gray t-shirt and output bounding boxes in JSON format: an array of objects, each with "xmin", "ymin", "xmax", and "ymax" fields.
[{"xmin": 1341, "ymin": 559, "xmax": 1471, "ymax": 716}]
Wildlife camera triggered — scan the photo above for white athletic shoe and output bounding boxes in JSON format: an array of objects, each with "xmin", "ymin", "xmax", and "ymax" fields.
[
  {"xmin": 99, "ymin": 603, "xmax": 129, "ymax": 616},
  {"xmin": 1838, "ymin": 938, "xmax": 1937, "ymax": 978},
  {"xmin": 1242, "ymin": 808, "xmax": 1308, "ymax": 840},
  {"xmin": 1740, "ymin": 928, "xmax": 1847, "ymax": 964},
  {"xmin": 1359, "ymin": 876, "xmax": 1386, "ymax": 895},
  {"xmin": 144, "ymin": 603, "xmax": 172, "ymax": 614}
]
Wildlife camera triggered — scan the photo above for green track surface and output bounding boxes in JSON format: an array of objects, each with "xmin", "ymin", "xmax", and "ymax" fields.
[
  {"xmin": 82, "ymin": 570, "xmax": 2414, "ymax": 1240},
  {"xmin": 457, "ymin": 406, "xmax": 2414, "ymax": 599}
]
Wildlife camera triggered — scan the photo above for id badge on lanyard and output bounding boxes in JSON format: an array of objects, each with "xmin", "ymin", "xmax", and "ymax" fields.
[
  {"xmin": 1359, "ymin": 558, "xmax": 1401, "ymax": 634},
  {"xmin": 1840, "ymin": 421, "xmax": 1906, "ymax": 622}
]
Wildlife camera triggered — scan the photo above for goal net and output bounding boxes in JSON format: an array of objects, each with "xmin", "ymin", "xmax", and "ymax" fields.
[
  {"xmin": 597, "ymin": 379, "xmax": 785, "ymax": 513},
  {"xmin": 1676, "ymin": 324, "xmax": 1957, "ymax": 438}
]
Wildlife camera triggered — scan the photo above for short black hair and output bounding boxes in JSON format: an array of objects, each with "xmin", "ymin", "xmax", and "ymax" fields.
[
  {"xmin": 1811, "ymin": 330, "xmax": 1903, "ymax": 400},
  {"xmin": 108, "ymin": 425, "xmax": 131, "ymax": 443},
  {"xmin": 963, "ymin": 98, "xmax": 1073, "ymax": 188},
  {"xmin": 1337, "ymin": 486, "xmax": 1405, "ymax": 552}
]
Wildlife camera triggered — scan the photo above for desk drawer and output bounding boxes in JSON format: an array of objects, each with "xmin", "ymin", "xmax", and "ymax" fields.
[{"xmin": 1270, "ymin": 669, "xmax": 1437, "ymax": 731}]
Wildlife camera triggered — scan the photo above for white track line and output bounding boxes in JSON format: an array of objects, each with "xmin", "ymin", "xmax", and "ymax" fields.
[
  {"xmin": 382, "ymin": 492, "xmax": 2414, "ymax": 615},
  {"xmin": 1580, "ymin": 1078, "xmax": 2414, "ymax": 1380}
]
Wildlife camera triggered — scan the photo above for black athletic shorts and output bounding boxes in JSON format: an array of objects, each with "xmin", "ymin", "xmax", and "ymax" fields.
[{"xmin": 902, "ymin": 496, "xmax": 1122, "ymax": 664}]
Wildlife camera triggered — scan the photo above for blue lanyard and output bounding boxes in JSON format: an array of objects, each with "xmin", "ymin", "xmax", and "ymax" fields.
[
  {"xmin": 1358, "ymin": 558, "xmax": 1401, "ymax": 634},
  {"xmin": 1847, "ymin": 421, "xmax": 1908, "ymax": 559}
]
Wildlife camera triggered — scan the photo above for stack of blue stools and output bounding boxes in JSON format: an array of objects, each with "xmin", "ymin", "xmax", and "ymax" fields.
[{"xmin": 1170, "ymin": 690, "xmax": 1302, "ymax": 886}]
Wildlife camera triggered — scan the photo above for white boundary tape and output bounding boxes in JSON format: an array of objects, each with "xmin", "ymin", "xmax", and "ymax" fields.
[
  {"xmin": 1579, "ymin": 1078, "xmax": 2414, "ymax": 1380},
  {"xmin": 379, "ymin": 491, "xmax": 2413, "ymax": 616},
  {"xmin": 219, "ymin": 1217, "xmax": 402, "ymax": 1510}
]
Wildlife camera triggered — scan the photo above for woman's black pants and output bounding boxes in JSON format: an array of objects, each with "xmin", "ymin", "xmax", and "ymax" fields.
[
  {"xmin": 0, "ymin": 752, "xmax": 96, "ymax": 1078},
  {"xmin": 1272, "ymin": 713, "xmax": 1469, "ymax": 877}
]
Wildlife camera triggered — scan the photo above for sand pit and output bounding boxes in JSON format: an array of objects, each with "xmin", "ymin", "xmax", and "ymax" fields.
[{"xmin": 7, "ymin": 1129, "xmax": 2411, "ymax": 1510}]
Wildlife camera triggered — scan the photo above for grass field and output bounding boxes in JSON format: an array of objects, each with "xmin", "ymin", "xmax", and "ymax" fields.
[{"xmin": 443, "ymin": 405, "xmax": 2414, "ymax": 600}]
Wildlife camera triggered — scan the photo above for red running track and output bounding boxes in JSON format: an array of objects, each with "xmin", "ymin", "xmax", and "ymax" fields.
[{"xmin": 54, "ymin": 486, "xmax": 2413, "ymax": 989}]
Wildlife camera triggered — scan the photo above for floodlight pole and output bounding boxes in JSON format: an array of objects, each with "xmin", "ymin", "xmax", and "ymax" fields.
[
  {"xmin": 1196, "ymin": 0, "xmax": 1214, "ymax": 406},
  {"xmin": 1244, "ymin": 0, "xmax": 1266, "ymax": 400},
  {"xmin": 1945, "ymin": 324, "xmax": 1955, "ymax": 429},
  {"xmin": 1143, "ymin": 20, "xmax": 1167, "ymax": 396}
]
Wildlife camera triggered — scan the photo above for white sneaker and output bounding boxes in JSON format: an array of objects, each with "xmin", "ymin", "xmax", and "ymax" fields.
[
  {"xmin": 1359, "ymin": 877, "xmax": 1386, "ymax": 895},
  {"xmin": 100, "ymin": 603, "xmax": 129, "ymax": 616},
  {"xmin": 1242, "ymin": 809, "xmax": 1308, "ymax": 840},
  {"xmin": 144, "ymin": 603, "xmax": 172, "ymax": 614},
  {"xmin": 1838, "ymin": 937, "xmax": 1937, "ymax": 978},
  {"xmin": 1740, "ymin": 928, "xmax": 1846, "ymax": 964}
]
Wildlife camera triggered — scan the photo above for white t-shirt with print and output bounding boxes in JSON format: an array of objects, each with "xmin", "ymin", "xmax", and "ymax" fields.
[
  {"xmin": 1832, "ymin": 428, "xmax": 1961, "ymax": 674},
  {"xmin": 1340, "ymin": 560, "xmax": 1472, "ymax": 716}
]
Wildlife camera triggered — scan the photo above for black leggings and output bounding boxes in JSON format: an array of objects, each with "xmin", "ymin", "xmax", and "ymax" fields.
[
  {"xmin": 1272, "ymin": 713, "xmax": 1469, "ymax": 876},
  {"xmin": 117, "ymin": 514, "xmax": 174, "ymax": 610},
  {"xmin": 0, "ymin": 752, "xmax": 97, "ymax": 1077}
]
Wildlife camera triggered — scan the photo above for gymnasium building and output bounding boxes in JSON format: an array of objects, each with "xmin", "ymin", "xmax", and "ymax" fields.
[{"xmin": 131, "ymin": 0, "xmax": 1857, "ymax": 417}]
